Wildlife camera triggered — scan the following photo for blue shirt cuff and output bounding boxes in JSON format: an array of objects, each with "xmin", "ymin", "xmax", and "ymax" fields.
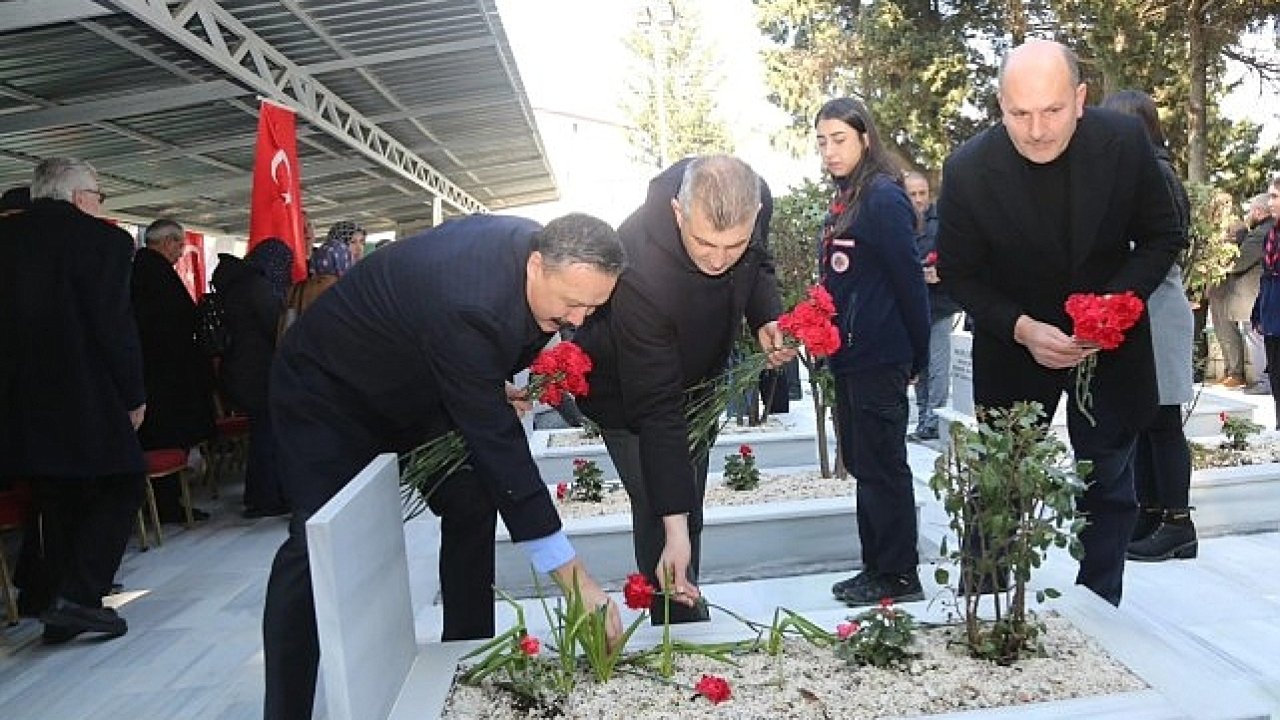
[{"xmin": 517, "ymin": 530, "xmax": 576, "ymax": 574}]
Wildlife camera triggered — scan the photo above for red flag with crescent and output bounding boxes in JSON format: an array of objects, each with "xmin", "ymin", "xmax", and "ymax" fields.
[{"xmin": 248, "ymin": 101, "xmax": 307, "ymax": 282}]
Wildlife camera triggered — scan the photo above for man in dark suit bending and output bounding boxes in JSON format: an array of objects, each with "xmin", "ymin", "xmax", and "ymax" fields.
[
  {"xmin": 936, "ymin": 39, "xmax": 1185, "ymax": 605},
  {"xmin": 261, "ymin": 213, "xmax": 628, "ymax": 720}
]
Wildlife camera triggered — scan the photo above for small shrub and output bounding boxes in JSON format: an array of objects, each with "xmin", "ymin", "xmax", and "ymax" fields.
[
  {"xmin": 722, "ymin": 444, "xmax": 760, "ymax": 491},
  {"xmin": 567, "ymin": 458, "xmax": 604, "ymax": 503},
  {"xmin": 1219, "ymin": 412, "xmax": 1262, "ymax": 451},
  {"xmin": 833, "ymin": 598, "xmax": 918, "ymax": 668}
]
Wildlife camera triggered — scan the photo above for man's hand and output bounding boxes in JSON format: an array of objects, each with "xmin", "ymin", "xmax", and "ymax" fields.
[
  {"xmin": 505, "ymin": 382, "xmax": 532, "ymax": 417},
  {"xmin": 656, "ymin": 514, "xmax": 701, "ymax": 607},
  {"xmin": 129, "ymin": 403, "xmax": 146, "ymax": 430},
  {"xmin": 1013, "ymin": 315, "xmax": 1097, "ymax": 369},
  {"xmin": 756, "ymin": 321, "xmax": 798, "ymax": 369},
  {"xmin": 550, "ymin": 557, "xmax": 623, "ymax": 648},
  {"xmin": 923, "ymin": 266, "xmax": 940, "ymax": 284}
]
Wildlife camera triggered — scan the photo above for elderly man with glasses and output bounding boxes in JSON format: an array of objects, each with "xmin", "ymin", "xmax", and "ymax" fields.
[{"xmin": 0, "ymin": 157, "xmax": 147, "ymax": 643}]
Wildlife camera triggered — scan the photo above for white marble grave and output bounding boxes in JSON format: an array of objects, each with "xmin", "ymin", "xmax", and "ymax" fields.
[{"xmin": 306, "ymin": 453, "xmax": 432, "ymax": 720}]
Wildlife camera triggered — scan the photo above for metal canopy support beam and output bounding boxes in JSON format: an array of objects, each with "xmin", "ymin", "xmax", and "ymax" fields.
[
  {"xmin": 0, "ymin": 0, "xmax": 113, "ymax": 33},
  {"xmin": 107, "ymin": 156, "xmax": 371, "ymax": 209},
  {"xmin": 0, "ymin": 80, "xmax": 245, "ymax": 134},
  {"xmin": 302, "ymin": 36, "xmax": 495, "ymax": 74},
  {"xmin": 105, "ymin": 0, "xmax": 486, "ymax": 215}
]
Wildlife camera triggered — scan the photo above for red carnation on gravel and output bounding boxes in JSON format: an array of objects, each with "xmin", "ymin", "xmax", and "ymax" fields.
[
  {"xmin": 555, "ymin": 482, "xmax": 568, "ymax": 500},
  {"xmin": 694, "ymin": 674, "xmax": 732, "ymax": 704}
]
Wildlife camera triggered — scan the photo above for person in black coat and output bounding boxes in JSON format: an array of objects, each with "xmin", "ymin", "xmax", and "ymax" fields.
[
  {"xmin": 575, "ymin": 155, "xmax": 793, "ymax": 623},
  {"xmin": 132, "ymin": 218, "xmax": 216, "ymax": 521},
  {"xmin": 0, "ymin": 157, "xmax": 145, "ymax": 642},
  {"xmin": 262, "ymin": 213, "xmax": 627, "ymax": 720},
  {"xmin": 936, "ymin": 41, "xmax": 1186, "ymax": 605},
  {"xmin": 212, "ymin": 239, "xmax": 294, "ymax": 518}
]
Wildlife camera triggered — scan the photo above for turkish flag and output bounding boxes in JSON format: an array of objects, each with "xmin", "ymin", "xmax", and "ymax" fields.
[{"xmin": 248, "ymin": 101, "xmax": 307, "ymax": 282}]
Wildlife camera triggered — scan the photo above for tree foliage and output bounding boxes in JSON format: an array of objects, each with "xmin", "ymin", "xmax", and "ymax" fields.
[
  {"xmin": 755, "ymin": 0, "xmax": 1280, "ymax": 188},
  {"xmin": 620, "ymin": 0, "xmax": 734, "ymax": 168}
]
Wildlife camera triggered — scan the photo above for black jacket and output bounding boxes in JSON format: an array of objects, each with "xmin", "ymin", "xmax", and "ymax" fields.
[
  {"xmin": 131, "ymin": 246, "xmax": 215, "ymax": 449},
  {"xmin": 575, "ymin": 158, "xmax": 781, "ymax": 516},
  {"xmin": 270, "ymin": 214, "xmax": 560, "ymax": 540},
  {"xmin": 915, "ymin": 203, "xmax": 962, "ymax": 319},
  {"xmin": 937, "ymin": 108, "xmax": 1185, "ymax": 425},
  {"xmin": 212, "ymin": 254, "xmax": 278, "ymax": 415},
  {"xmin": 0, "ymin": 199, "xmax": 145, "ymax": 477}
]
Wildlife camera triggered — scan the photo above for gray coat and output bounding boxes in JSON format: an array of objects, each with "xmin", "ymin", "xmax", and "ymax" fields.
[{"xmin": 1147, "ymin": 264, "xmax": 1195, "ymax": 405}]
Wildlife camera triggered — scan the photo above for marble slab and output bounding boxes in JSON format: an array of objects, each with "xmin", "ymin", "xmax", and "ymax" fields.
[{"xmin": 306, "ymin": 453, "xmax": 417, "ymax": 720}]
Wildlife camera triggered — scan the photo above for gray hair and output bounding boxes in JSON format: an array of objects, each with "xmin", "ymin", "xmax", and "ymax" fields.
[
  {"xmin": 676, "ymin": 155, "xmax": 761, "ymax": 231},
  {"xmin": 31, "ymin": 157, "xmax": 98, "ymax": 202},
  {"xmin": 1249, "ymin": 193, "xmax": 1269, "ymax": 213},
  {"xmin": 533, "ymin": 213, "xmax": 625, "ymax": 274},
  {"xmin": 144, "ymin": 218, "xmax": 185, "ymax": 245}
]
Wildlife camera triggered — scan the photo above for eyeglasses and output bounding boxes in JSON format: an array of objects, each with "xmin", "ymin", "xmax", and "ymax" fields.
[{"xmin": 79, "ymin": 188, "xmax": 107, "ymax": 202}]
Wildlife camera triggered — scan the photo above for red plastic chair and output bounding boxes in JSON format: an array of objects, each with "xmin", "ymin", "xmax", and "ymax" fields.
[
  {"xmin": 0, "ymin": 480, "xmax": 33, "ymax": 624},
  {"xmin": 140, "ymin": 449, "xmax": 195, "ymax": 546}
]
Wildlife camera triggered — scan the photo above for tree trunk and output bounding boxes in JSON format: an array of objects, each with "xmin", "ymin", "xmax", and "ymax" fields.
[{"xmin": 1186, "ymin": 0, "xmax": 1210, "ymax": 183}]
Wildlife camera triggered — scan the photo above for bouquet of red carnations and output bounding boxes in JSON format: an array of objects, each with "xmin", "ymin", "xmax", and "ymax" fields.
[
  {"xmin": 400, "ymin": 341, "xmax": 593, "ymax": 519},
  {"xmin": 686, "ymin": 285, "xmax": 841, "ymax": 453},
  {"xmin": 1063, "ymin": 291, "xmax": 1145, "ymax": 426}
]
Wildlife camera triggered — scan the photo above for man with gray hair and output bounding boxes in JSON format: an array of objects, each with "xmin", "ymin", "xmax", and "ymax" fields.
[
  {"xmin": 263, "ymin": 212, "xmax": 628, "ymax": 720},
  {"xmin": 1237, "ymin": 193, "xmax": 1275, "ymax": 394},
  {"xmin": 0, "ymin": 157, "xmax": 145, "ymax": 642},
  {"xmin": 131, "ymin": 217, "xmax": 214, "ymax": 522},
  {"xmin": 575, "ymin": 155, "xmax": 795, "ymax": 623}
]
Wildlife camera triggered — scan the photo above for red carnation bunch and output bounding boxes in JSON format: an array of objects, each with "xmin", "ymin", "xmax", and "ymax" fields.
[
  {"xmin": 527, "ymin": 340, "xmax": 592, "ymax": 407},
  {"xmin": 1064, "ymin": 291, "xmax": 1145, "ymax": 426},
  {"xmin": 777, "ymin": 285, "xmax": 841, "ymax": 359}
]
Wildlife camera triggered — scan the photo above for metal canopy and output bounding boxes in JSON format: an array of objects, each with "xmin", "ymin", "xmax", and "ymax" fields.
[{"xmin": 0, "ymin": 0, "xmax": 558, "ymax": 235}]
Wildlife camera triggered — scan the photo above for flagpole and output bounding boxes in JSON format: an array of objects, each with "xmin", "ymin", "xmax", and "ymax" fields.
[{"xmin": 255, "ymin": 95, "xmax": 295, "ymax": 112}]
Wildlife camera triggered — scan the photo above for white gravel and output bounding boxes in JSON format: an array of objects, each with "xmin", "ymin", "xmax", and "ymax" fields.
[
  {"xmin": 441, "ymin": 614, "xmax": 1146, "ymax": 718},
  {"xmin": 545, "ymin": 417, "xmax": 792, "ymax": 448},
  {"xmin": 555, "ymin": 470, "xmax": 853, "ymax": 520}
]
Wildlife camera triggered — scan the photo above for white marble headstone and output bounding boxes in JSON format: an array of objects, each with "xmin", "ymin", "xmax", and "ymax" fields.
[
  {"xmin": 950, "ymin": 330, "xmax": 974, "ymax": 417},
  {"xmin": 307, "ymin": 453, "xmax": 416, "ymax": 720}
]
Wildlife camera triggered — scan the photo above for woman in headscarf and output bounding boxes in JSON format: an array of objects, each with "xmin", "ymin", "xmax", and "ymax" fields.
[
  {"xmin": 212, "ymin": 238, "xmax": 294, "ymax": 518},
  {"xmin": 308, "ymin": 220, "xmax": 364, "ymax": 277}
]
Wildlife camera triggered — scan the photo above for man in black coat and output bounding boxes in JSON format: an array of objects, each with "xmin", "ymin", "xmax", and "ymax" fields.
[
  {"xmin": 575, "ymin": 155, "xmax": 793, "ymax": 622},
  {"xmin": 0, "ymin": 157, "xmax": 146, "ymax": 642},
  {"xmin": 936, "ymin": 40, "xmax": 1185, "ymax": 605},
  {"xmin": 262, "ymin": 213, "xmax": 627, "ymax": 720}
]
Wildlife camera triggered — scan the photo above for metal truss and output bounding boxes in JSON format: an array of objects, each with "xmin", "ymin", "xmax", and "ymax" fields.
[{"xmin": 106, "ymin": 0, "xmax": 487, "ymax": 215}]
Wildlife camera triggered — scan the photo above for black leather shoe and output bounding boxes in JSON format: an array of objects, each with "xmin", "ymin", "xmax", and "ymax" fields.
[
  {"xmin": 831, "ymin": 569, "xmax": 877, "ymax": 598},
  {"xmin": 41, "ymin": 600, "xmax": 126, "ymax": 644},
  {"xmin": 838, "ymin": 572, "xmax": 924, "ymax": 606},
  {"xmin": 1127, "ymin": 513, "xmax": 1197, "ymax": 562}
]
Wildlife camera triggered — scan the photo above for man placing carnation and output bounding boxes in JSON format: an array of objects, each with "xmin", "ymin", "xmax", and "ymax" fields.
[
  {"xmin": 936, "ymin": 40, "xmax": 1185, "ymax": 605},
  {"xmin": 575, "ymin": 155, "xmax": 794, "ymax": 624},
  {"xmin": 262, "ymin": 213, "xmax": 626, "ymax": 720}
]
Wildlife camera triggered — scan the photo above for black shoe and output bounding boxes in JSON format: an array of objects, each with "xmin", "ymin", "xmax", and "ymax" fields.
[
  {"xmin": 242, "ymin": 505, "xmax": 291, "ymax": 519},
  {"xmin": 831, "ymin": 569, "xmax": 877, "ymax": 598},
  {"xmin": 1131, "ymin": 507, "xmax": 1163, "ymax": 543},
  {"xmin": 40, "ymin": 599, "xmax": 126, "ymax": 644},
  {"xmin": 1127, "ymin": 513, "xmax": 1197, "ymax": 562},
  {"xmin": 837, "ymin": 571, "xmax": 923, "ymax": 606}
]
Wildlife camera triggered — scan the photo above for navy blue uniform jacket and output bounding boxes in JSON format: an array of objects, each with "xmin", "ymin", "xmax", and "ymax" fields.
[
  {"xmin": 269, "ymin": 214, "xmax": 560, "ymax": 541},
  {"xmin": 575, "ymin": 159, "xmax": 781, "ymax": 517}
]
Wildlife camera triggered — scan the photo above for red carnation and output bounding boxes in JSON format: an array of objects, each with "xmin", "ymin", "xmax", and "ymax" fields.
[
  {"xmin": 622, "ymin": 573, "xmax": 655, "ymax": 610},
  {"xmin": 555, "ymin": 482, "xmax": 568, "ymax": 500},
  {"xmin": 1064, "ymin": 291, "xmax": 1145, "ymax": 426},
  {"xmin": 694, "ymin": 674, "xmax": 732, "ymax": 704},
  {"xmin": 924, "ymin": 250, "xmax": 938, "ymax": 266},
  {"xmin": 777, "ymin": 285, "xmax": 842, "ymax": 359},
  {"xmin": 527, "ymin": 341, "xmax": 593, "ymax": 407},
  {"xmin": 739, "ymin": 444, "xmax": 753, "ymax": 457}
]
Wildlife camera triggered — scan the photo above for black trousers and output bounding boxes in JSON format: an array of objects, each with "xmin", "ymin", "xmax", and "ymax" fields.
[
  {"xmin": 262, "ymin": 447, "xmax": 497, "ymax": 720},
  {"xmin": 977, "ymin": 382, "xmax": 1139, "ymax": 606},
  {"xmin": 243, "ymin": 408, "xmax": 287, "ymax": 512},
  {"xmin": 1266, "ymin": 335, "xmax": 1280, "ymax": 428},
  {"xmin": 832, "ymin": 364, "xmax": 919, "ymax": 576},
  {"xmin": 1134, "ymin": 404, "xmax": 1191, "ymax": 510},
  {"xmin": 602, "ymin": 428, "xmax": 709, "ymax": 623},
  {"xmin": 28, "ymin": 474, "xmax": 143, "ymax": 608}
]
